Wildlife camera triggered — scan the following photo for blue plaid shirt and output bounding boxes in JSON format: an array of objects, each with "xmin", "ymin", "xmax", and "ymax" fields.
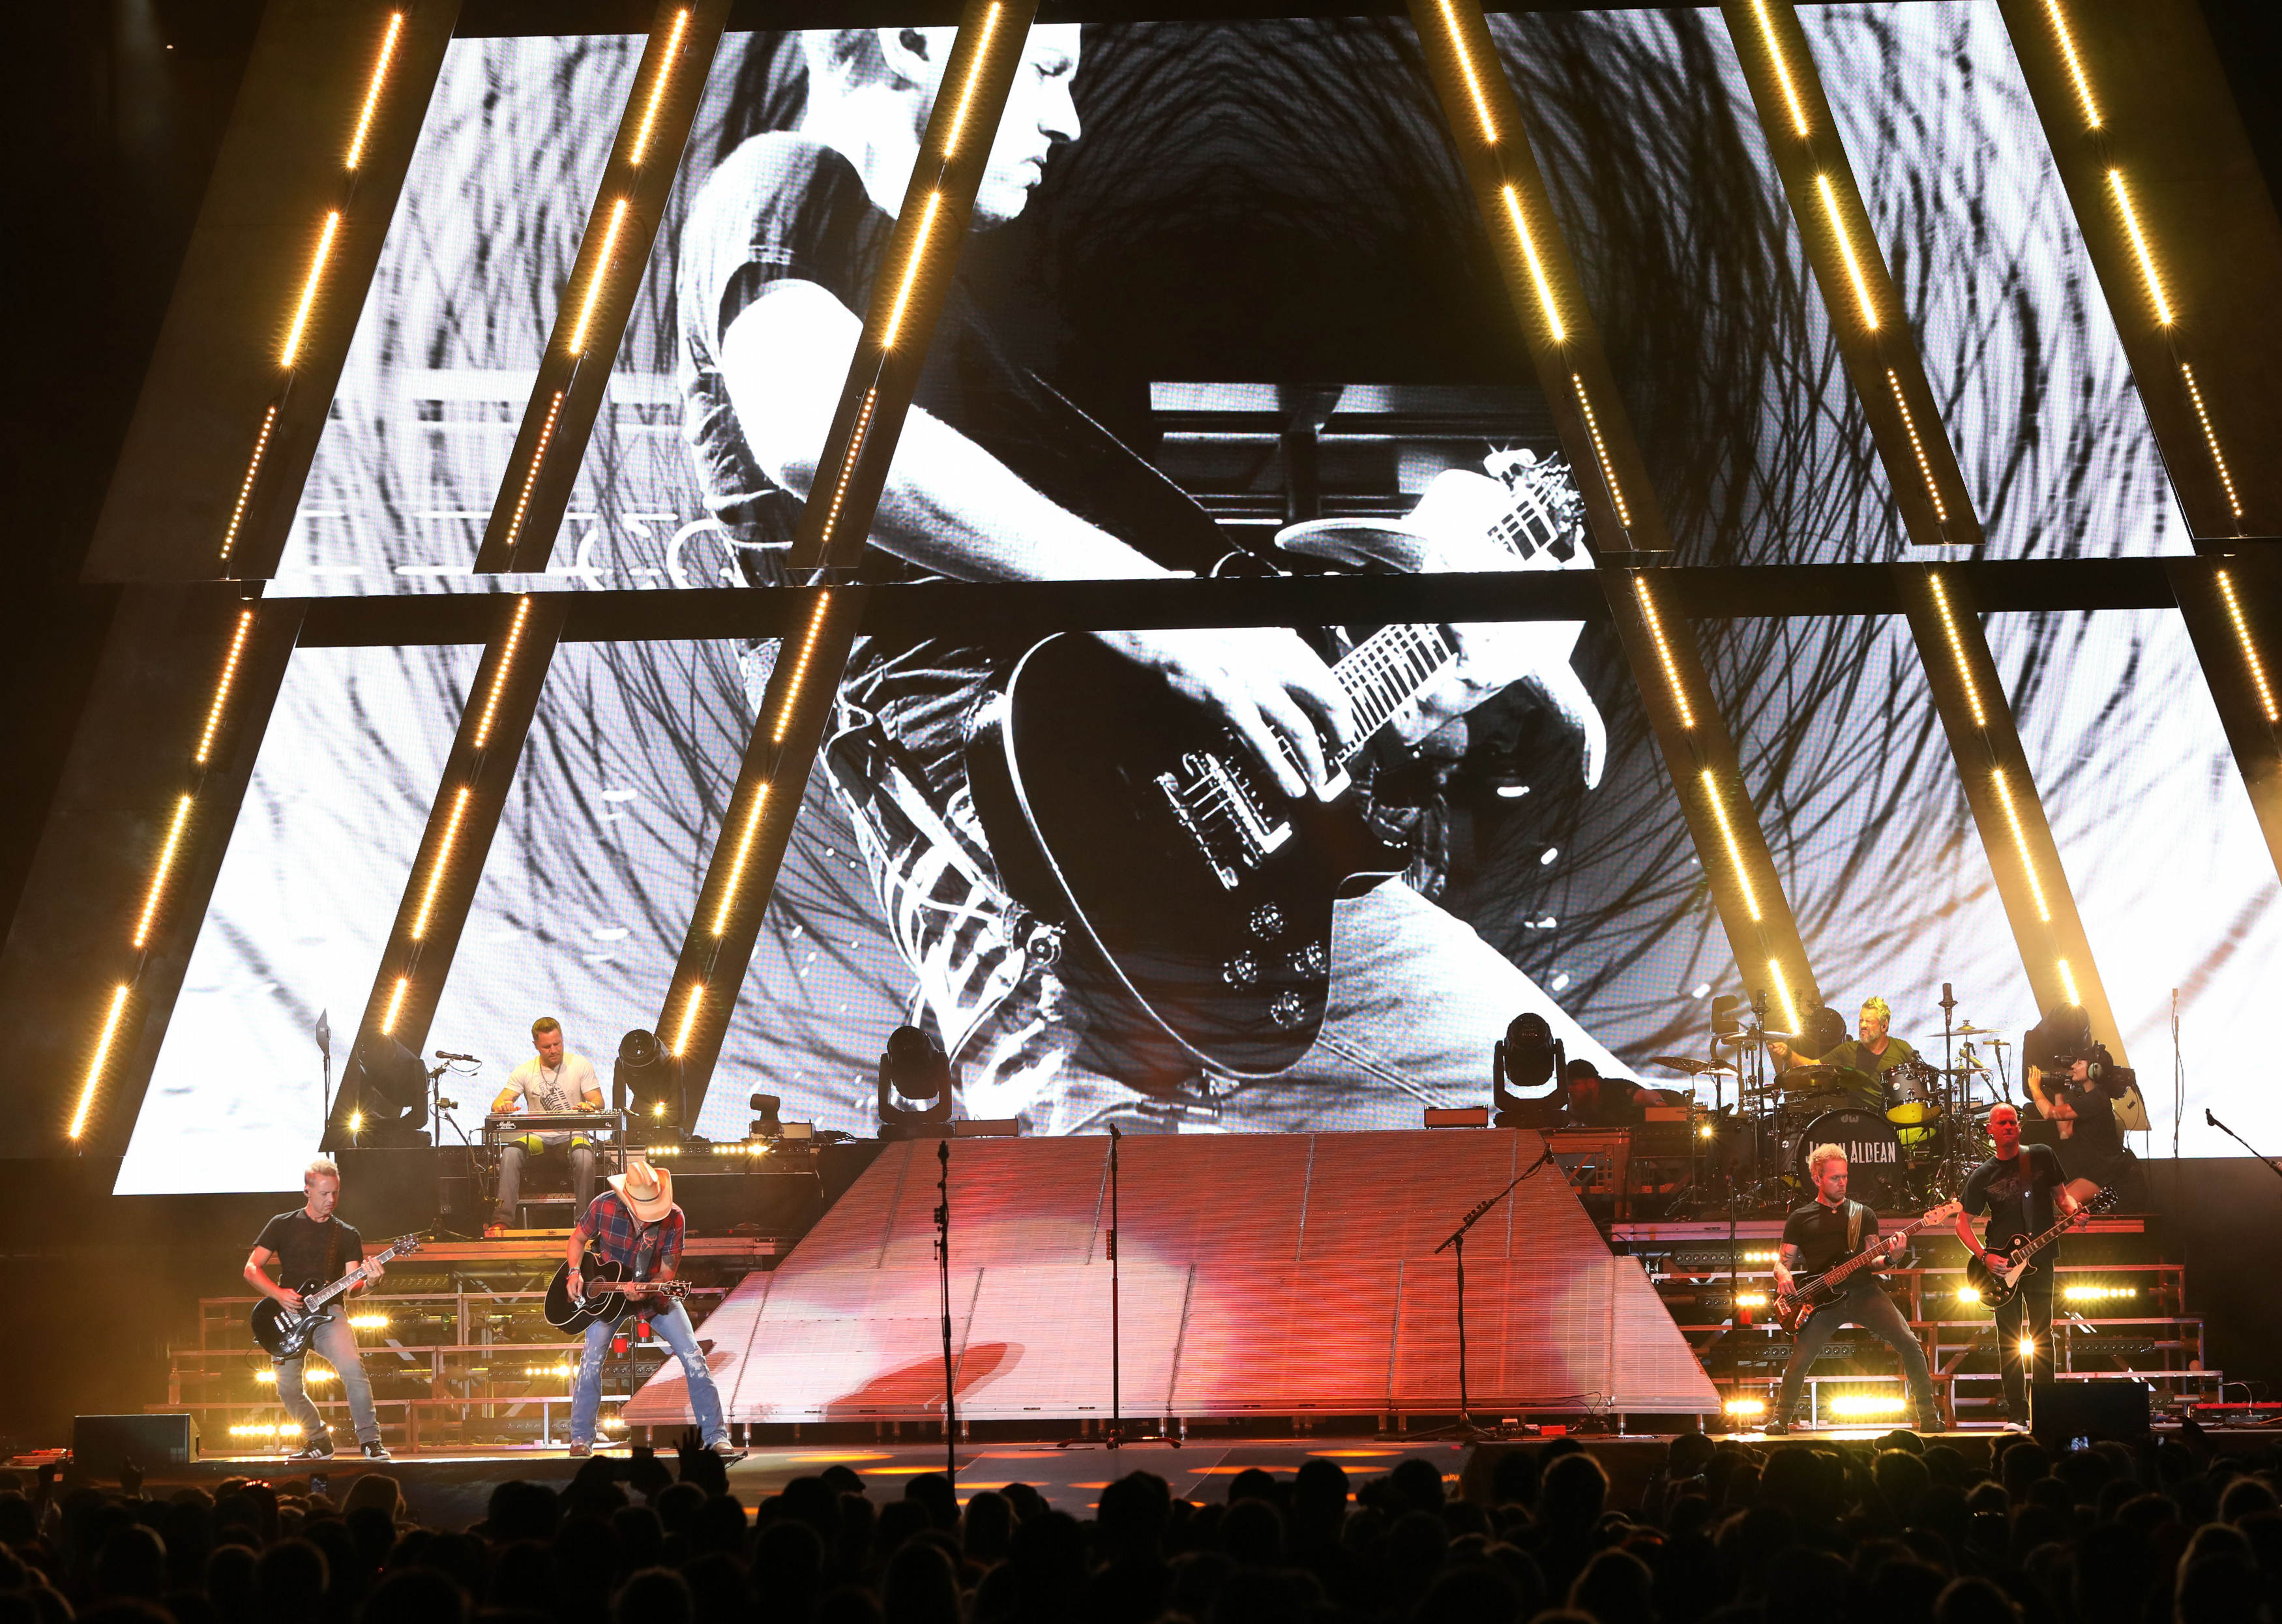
[{"xmin": 574, "ymin": 1191, "xmax": 685, "ymax": 1282}]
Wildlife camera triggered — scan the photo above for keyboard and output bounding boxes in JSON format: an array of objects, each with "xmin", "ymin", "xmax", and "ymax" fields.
[{"xmin": 481, "ymin": 1110, "xmax": 629, "ymax": 1145}]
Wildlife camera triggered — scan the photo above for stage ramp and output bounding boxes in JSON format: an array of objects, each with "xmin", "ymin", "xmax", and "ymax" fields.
[{"xmin": 625, "ymin": 1130, "xmax": 1717, "ymax": 1428}]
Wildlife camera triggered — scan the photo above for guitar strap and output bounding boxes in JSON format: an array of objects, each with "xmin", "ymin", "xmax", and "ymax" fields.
[{"xmin": 1846, "ymin": 1201, "xmax": 1866, "ymax": 1255}]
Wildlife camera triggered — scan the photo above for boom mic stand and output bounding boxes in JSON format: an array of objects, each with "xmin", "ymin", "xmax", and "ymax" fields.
[
  {"xmin": 1412, "ymin": 1140, "xmax": 1558, "ymax": 1440},
  {"xmin": 2202, "ymin": 1110, "xmax": 2282, "ymax": 1189},
  {"xmin": 1108, "ymin": 1123, "xmax": 1123, "ymax": 1449},
  {"xmin": 935, "ymin": 1141, "xmax": 956, "ymax": 1486}
]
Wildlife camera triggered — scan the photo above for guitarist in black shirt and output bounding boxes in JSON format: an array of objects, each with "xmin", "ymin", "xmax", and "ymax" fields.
[
  {"xmin": 1954, "ymin": 1102, "xmax": 2079, "ymax": 1432},
  {"xmin": 1766, "ymin": 1144, "xmax": 1938, "ymax": 1434},
  {"xmin": 243, "ymin": 1158, "xmax": 389, "ymax": 1460}
]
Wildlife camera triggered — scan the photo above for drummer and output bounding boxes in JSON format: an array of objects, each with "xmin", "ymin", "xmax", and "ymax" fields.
[{"xmin": 1772, "ymin": 997, "xmax": 1921, "ymax": 1112}]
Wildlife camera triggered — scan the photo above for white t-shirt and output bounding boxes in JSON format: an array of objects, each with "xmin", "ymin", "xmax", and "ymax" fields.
[{"xmin": 504, "ymin": 1052, "xmax": 601, "ymax": 1145}]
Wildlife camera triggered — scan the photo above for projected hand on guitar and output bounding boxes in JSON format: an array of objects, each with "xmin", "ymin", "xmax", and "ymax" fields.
[{"xmin": 1090, "ymin": 627, "xmax": 1357, "ymax": 801}]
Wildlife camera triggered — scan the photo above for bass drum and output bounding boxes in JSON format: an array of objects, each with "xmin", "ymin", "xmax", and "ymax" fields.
[{"xmin": 1792, "ymin": 1108, "xmax": 1906, "ymax": 1209}]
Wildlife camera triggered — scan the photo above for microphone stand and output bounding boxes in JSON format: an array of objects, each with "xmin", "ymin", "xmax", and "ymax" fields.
[
  {"xmin": 935, "ymin": 1141, "xmax": 956, "ymax": 1485},
  {"xmin": 2203, "ymin": 1111, "xmax": 2282, "ymax": 1188},
  {"xmin": 1107, "ymin": 1123, "xmax": 1122, "ymax": 1449},
  {"xmin": 1415, "ymin": 1140, "xmax": 1558, "ymax": 1439}
]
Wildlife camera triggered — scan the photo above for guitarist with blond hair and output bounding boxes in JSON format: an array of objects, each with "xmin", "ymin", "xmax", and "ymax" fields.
[
  {"xmin": 1954, "ymin": 1101, "xmax": 2080, "ymax": 1432},
  {"xmin": 1766, "ymin": 1144, "xmax": 1939, "ymax": 1434}
]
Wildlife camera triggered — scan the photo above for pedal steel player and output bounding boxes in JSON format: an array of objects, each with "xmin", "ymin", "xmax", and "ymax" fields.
[
  {"xmin": 490, "ymin": 1016, "xmax": 604, "ymax": 1234},
  {"xmin": 1773, "ymin": 997, "xmax": 1919, "ymax": 1114},
  {"xmin": 562, "ymin": 1157, "xmax": 740, "ymax": 1460},
  {"xmin": 1953, "ymin": 1102, "xmax": 2080, "ymax": 1432},
  {"xmin": 1766, "ymin": 1143, "xmax": 1938, "ymax": 1434},
  {"xmin": 2023, "ymin": 1004, "xmax": 2136, "ymax": 1205},
  {"xmin": 243, "ymin": 1157, "xmax": 390, "ymax": 1461}
]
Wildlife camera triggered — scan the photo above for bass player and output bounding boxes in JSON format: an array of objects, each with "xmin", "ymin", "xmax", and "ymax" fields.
[
  {"xmin": 1953, "ymin": 1101, "xmax": 2079, "ymax": 1432},
  {"xmin": 243, "ymin": 1157, "xmax": 390, "ymax": 1461},
  {"xmin": 1766, "ymin": 1144, "xmax": 1938, "ymax": 1434}
]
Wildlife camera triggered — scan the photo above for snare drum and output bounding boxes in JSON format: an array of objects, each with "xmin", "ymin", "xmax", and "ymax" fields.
[{"xmin": 1791, "ymin": 1108, "xmax": 1906, "ymax": 1208}]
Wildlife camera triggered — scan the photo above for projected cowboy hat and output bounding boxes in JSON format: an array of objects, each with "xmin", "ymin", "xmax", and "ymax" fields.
[{"xmin": 609, "ymin": 1156, "xmax": 674, "ymax": 1222}]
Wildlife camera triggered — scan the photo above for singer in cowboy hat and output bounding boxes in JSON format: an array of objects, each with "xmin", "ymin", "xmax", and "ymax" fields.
[{"xmin": 562, "ymin": 1155, "xmax": 740, "ymax": 1458}]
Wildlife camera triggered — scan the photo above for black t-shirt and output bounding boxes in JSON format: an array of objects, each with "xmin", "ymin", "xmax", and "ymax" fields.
[
  {"xmin": 1962, "ymin": 1145, "xmax": 2066, "ymax": 1252},
  {"xmin": 1781, "ymin": 1199, "xmax": 1881, "ymax": 1292},
  {"xmin": 254, "ymin": 1210, "xmax": 363, "ymax": 1292}
]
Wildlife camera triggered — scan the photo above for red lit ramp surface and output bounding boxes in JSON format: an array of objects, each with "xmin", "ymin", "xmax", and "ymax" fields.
[{"xmin": 624, "ymin": 1130, "xmax": 1716, "ymax": 1426}]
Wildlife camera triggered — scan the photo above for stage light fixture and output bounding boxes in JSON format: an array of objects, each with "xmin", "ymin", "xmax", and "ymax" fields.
[
  {"xmin": 568, "ymin": 198, "xmax": 630, "ymax": 357},
  {"xmin": 1764, "ymin": 960, "xmax": 1803, "ymax": 1038},
  {"xmin": 1926, "ymin": 573, "xmax": 1986, "ymax": 727},
  {"xmin": 671, "ymin": 984, "xmax": 705, "ymax": 1056},
  {"xmin": 349, "ymin": 1312, "xmax": 389, "ymax": 1330},
  {"xmin": 344, "ymin": 11, "xmax": 406, "ymax": 171},
  {"xmin": 1723, "ymin": 1396, "xmax": 1766, "ymax": 1418},
  {"xmin": 709, "ymin": 785, "xmax": 771, "ymax": 937},
  {"xmin": 1828, "ymin": 1393, "xmax": 1905, "ymax": 1419},
  {"xmin": 280, "ymin": 211, "xmax": 342, "ymax": 369},
  {"xmin": 1438, "ymin": 0, "xmax": 1500, "ymax": 145},
  {"xmin": 1990, "ymin": 769, "xmax": 2051, "ymax": 922},
  {"xmin": 1749, "ymin": 0, "xmax": 1811, "ymax": 138},
  {"xmin": 773, "ymin": 592, "xmax": 836, "ymax": 744},
  {"xmin": 626, "ymin": 8, "xmax": 690, "ymax": 167},
  {"xmin": 2107, "ymin": 170, "xmax": 2172, "ymax": 327},
  {"xmin": 131, "ymin": 795, "xmax": 194, "ymax": 951},
  {"xmin": 877, "ymin": 1024, "xmax": 955, "ymax": 1138},
  {"xmin": 750, "ymin": 1091, "xmax": 784, "ymax": 1138},
  {"xmin": 817, "ymin": 394, "xmax": 878, "ymax": 554},
  {"xmin": 1712, "ymin": 994, "xmax": 1741, "ymax": 1039},
  {"xmin": 2215, "ymin": 568, "xmax": 2277, "ymax": 722},
  {"xmin": 1499, "ymin": 185, "xmax": 1563, "ymax": 344},
  {"xmin": 2180, "ymin": 363, "xmax": 2244, "ymax": 523},
  {"xmin": 1573, "ymin": 377, "xmax": 1631, "ymax": 527},
  {"xmin": 379, "ymin": 974, "xmax": 409, "ymax": 1036},
  {"xmin": 69, "ymin": 984, "xmax": 132, "ymax": 1140},
  {"xmin": 1700, "ymin": 769, "xmax": 1763, "ymax": 921},
  {"xmin": 344, "ymin": 1031, "xmax": 428, "ymax": 1141},
  {"xmin": 195, "ymin": 610, "xmax": 257, "ymax": 766},
  {"xmin": 2063, "ymin": 1283, "xmax": 2136, "ymax": 1302},
  {"xmin": 1885, "ymin": 368, "xmax": 1948, "ymax": 522},
  {"xmin": 1734, "ymin": 1291, "xmax": 1768, "ymax": 1309},
  {"xmin": 502, "ymin": 391, "xmax": 566, "ymax": 557},
  {"xmin": 410, "ymin": 785, "xmax": 473, "ymax": 940},
  {"xmin": 615, "ymin": 1028, "xmax": 684, "ymax": 1129},
  {"xmin": 2056, "ymin": 958, "xmax": 2082, "ymax": 1006},
  {"xmin": 219, "ymin": 407, "xmax": 280, "ymax": 563},
  {"xmin": 940, "ymin": 2, "xmax": 1003, "ymax": 160},
  {"xmin": 1491, "ymin": 1011, "xmax": 1560, "ymax": 1127},
  {"xmin": 471, "ymin": 597, "xmax": 533, "ymax": 750},
  {"xmin": 880, "ymin": 193, "xmax": 943, "ymax": 349},
  {"xmin": 2041, "ymin": 0, "xmax": 2102, "ymax": 131},
  {"xmin": 1816, "ymin": 174, "xmax": 1878, "ymax": 331},
  {"xmin": 1957, "ymin": 1284, "xmax": 1982, "ymax": 1304},
  {"xmin": 2018, "ymin": 1335, "xmax": 2036, "ymax": 1360}
]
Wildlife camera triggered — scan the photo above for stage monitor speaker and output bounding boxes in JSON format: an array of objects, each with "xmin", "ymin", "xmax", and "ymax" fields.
[
  {"xmin": 75, "ymin": 1413, "xmax": 198, "ymax": 1473},
  {"xmin": 2033, "ymin": 1379, "xmax": 2150, "ymax": 1447}
]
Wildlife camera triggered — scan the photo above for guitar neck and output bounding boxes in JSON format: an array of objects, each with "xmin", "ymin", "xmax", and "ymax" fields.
[
  {"xmin": 307, "ymin": 1243, "xmax": 406, "ymax": 1311},
  {"xmin": 2015, "ymin": 1207, "xmax": 2086, "ymax": 1263},
  {"xmin": 1818, "ymin": 1213, "xmax": 1934, "ymax": 1290},
  {"xmin": 1329, "ymin": 625, "xmax": 1456, "ymax": 766}
]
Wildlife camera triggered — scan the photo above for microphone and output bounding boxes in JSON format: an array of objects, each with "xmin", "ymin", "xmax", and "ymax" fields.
[
  {"xmin": 434, "ymin": 1050, "xmax": 479, "ymax": 1063},
  {"xmin": 2206, "ymin": 1108, "xmax": 2219, "ymax": 1129}
]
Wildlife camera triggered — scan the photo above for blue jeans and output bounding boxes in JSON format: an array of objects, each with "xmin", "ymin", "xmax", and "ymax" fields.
[
  {"xmin": 276, "ymin": 1310, "xmax": 380, "ymax": 1448},
  {"xmin": 569, "ymin": 1297, "xmax": 724, "ymax": 1447}
]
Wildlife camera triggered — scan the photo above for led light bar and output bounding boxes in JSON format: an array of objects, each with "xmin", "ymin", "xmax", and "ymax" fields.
[
  {"xmin": 672, "ymin": 984, "xmax": 705, "ymax": 1056},
  {"xmin": 939, "ymin": 2, "xmax": 1004, "ymax": 160},
  {"xmin": 818, "ymin": 391, "xmax": 877, "ymax": 555},
  {"xmin": 2107, "ymin": 170, "xmax": 2172, "ymax": 327},
  {"xmin": 1749, "ymin": 0, "xmax": 1811, "ymax": 138},
  {"xmin": 379, "ymin": 975, "xmax": 410, "ymax": 1036},
  {"xmin": 1990, "ymin": 768, "xmax": 2051, "ymax": 923},
  {"xmin": 2215, "ymin": 568, "xmax": 2277, "ymax": 722},
  {"xmin": 1764, "ymin": 959, "xmax": 1803, "ymax": 1036},
  {"xmin": 1635, "ymin": 578, "xmax": 1694, "ymax": 728},
  {"xmin": 880, "ymin": 193, "xmax": 943, "ymax": 349},
  {"xmin": 626, "ymin": 8, "xmax": 691, "ymax": 167},
  {"xmin": 219, "ymin": 406, "xmax": 280, "ymax": 562},
  {"xmin": 2041, "ymin": 0, "xmax": 2102, "ymax": 132},
  {"xmin": 1886, "ymin": 368, "xmax": 1948, "ymax": 523},
  {"xmin": 1439, "ymin": 0, "xmax": 1500, "ymax": 145},
  {"xmin": 1700, "ymin": 769, "xmax": 1764, "ymax": 922},
  {"xmin": 409, "ymin": 786, "xmax": 473, "ymax": 941},
  {"xmin": 2179, "ymin": 363, "xmax": 2244, "ymax": 523},
  {"xmin": 568, "ymin": 198, "xmax": 631, "ymax": 357},
  {"xmin": 1926, "ymin": 573, "xmax": 1985, "ymax": 728},
  {"xmin": 471, "ymin": 598, "xmax": 533, "ymax": 751},
  {"xmin": 773, "ymin": 593, "xmax": 835, "ymax": 745},
  {"xmin": 501, "ymin": 392, "xmax": 565, "ymax": 555},
  {"xmin": 1500, "ymin": 185, "xmax": 1564, "ymax": 344},
  {"xmin": 280, "ymin": 211, "xmax": 342, "ymax": 369},
  {"xmin": 1816, "ymin": 174, "xmax": 1878, "ymax": 331},
  {"xmin": 131, "ymin": 795, "xmax": 194, "ymax": 951},
  {"xmin": 69, "ymin": 984, "xmax": 133, "ymax": 1140},
  {"xmin": 2056, "ymin": 958, "xmax": 2081, "ymax": 1006},
  {"xmin": 1573, "ymin": 377, "xmax": 1631, "ymax": 527},
  {"xmin": 344, "ymin": 12, "xmax": 406, "ymax": 171},
  {"xmin": 195, "ymin": 610, "xmax": 258, "ymax": 766},
  {"xmin": 709, "ymin": 786, "xmax": 771, "ymax": 937}
]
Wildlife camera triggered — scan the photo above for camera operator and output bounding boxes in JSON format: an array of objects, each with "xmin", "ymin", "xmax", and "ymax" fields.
[{"xmin": 2023, "ymin": 1003, "xmax": 2137, "ymax": 1203}]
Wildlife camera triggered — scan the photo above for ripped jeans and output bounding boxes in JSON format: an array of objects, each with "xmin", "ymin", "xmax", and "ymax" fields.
[{"xmin": 569, "ymin": 1297, "xmax": 724, "ymax": 1447}]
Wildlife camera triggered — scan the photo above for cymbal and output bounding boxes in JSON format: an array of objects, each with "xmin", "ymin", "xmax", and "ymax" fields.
[
  {"xmin": 1781, "ymin": 1062, "xmax": 1870, "ymax": 1091},
  {"xmin": 1714, "ymin": 1029, "xmax": 1796, "ymax": 1046},
  {"xmin": 1949, "ymin": 1022, "xmax": 2005, "ymax": 1037},
  {"xmin": 1650, "ymin": 1055, "xmax": 1739, "ymax": 1077}
]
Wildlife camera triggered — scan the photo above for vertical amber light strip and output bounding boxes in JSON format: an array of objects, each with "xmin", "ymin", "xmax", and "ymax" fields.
[
  {"xmin": 1926, "ymin": 574, "xmax": 1986, "ymax": 728},
  {"xmin": 1700, "ymin": 769, "xmax": 1765, "ymax": 922},
  {"xmin": 773, "ymin": 594, "xmax": 835, "ymax": 745},
  {"xmin": 470, "ymin": 598, "xmax": 533, "ymax": 750},
  {"xmin": 1499, "ymin": 186, "xmax": 1565, "ymax": 344},
  {"xmin": 2055, "ymin": 958, "xmax": 2082, "ymax": 1007},
  {"xmin": 625, "ymin": 8, "xmax": 690, "ymax": 166},
  {"xmin": 2107, "ymin": 170, "xmax": 2173, "ymax": 327},
  {"xmin": 70, "ymin": 985, "xmax": 134, "ymax": 1140},
  {"xmin": 2215, "ymin": 569, "xmax": 2278, "ymax": 722},
  {"xmin": 1749, "ymin": 0, "xmax": 1811, "ymax": 138},
  {"xmin": 501, "ymin": 392, "xmax": 565, "ymax": 554},
  {"xmin": 1764, "ymin": 959, "xmax": 1805, "ymax": 1036},
  {"xmin": 2041, "ymin": 0, "xmax": 2103, "ymax": 130},
  {"xmin": 879, "ymin": 194, "xmax": 943, "ymax": 349},
  {"xmin": 1438, "ymin": 0, "xmax": 1500, "ymax": 145},
  {"xmin": 817, "ymin": 394, "xmax": 877, "ymax": 552},
  {"xmin": 130, "ymin": 795, "xmax": 195, "ymax": 950},
  {"xmin": 1573, "ymin": 378, "xmax": 1631, "ymax": 527},
  {"xmin": 672, "ymin": 984, "xmax": 706, "ymax": 1056},
  {"xmin": 344, "ymin": 11, "xmax": 406, "ymax": 170},
  {"xmin": 1634, "ymin": 578, "xmax": 1695, "ymax": 728},
  {"xmin": 2178, "ymin": 363, "xmax": 2244, "ymax": 522},
  {"xmin": 379, "ymin": 975, "xmax": 410, "ymax": 1035},
  {"xmin": 194, "ymin": 610, "xmax": 257, "ymax": 765},
  {"xmin": 567, "ymin": 198, "xmax": 631, "ymax": 356},
  {"xmin": 1816, "ymin": 175, "xmax": 1878, "ymax": 330},
  {"xmin": 710, "ymin": 787, "xmax": 772, "ymax": 937},
  {"xmin": 1885, "ymin": 369, "xmax": 1948, "ymax": 522},
  {"xmin": 1991, "ymin": 769, "xmax": 2052, "ymax": 923},
  {"xmin": 219, "ymin": 408, "xmax": 280, "ymax": 562},
  {"xmin": 938, "ymin": 1, "xmax": 1004, "ymax": 159},
  {"xmin": 409, "ymin": 786, "xmax": 473, "ymax": 940},
  {"xmin": 280, "ymin": 211, "xmax": 342, "ymax": 368}
]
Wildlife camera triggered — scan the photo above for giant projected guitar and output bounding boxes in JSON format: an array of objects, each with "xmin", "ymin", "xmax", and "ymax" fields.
[{"xmin": 968, "ymin": 456, "xmax": 1593, "ymax": 1076}]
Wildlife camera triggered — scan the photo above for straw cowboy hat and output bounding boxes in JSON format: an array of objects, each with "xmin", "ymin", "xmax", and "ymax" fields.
[{"xmin": 608, "ymin": 1157, "xmax": 675, "ymax": 1223}]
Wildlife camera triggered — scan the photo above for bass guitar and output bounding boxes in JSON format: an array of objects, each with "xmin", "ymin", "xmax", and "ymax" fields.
[
  {"xmin": 1773, "ymin": 1202, "xmax": 1961, "ymax": 1333},
  {"xmin": 1965, "ymin": 1185, "xmax": 2117, "ymax": 1308},
  {"xmin": 966, "ymin": 456, "xmax": 1591, "ymax": 1076},
  {"xmin": 250, "ymin": 1234, "xmax": 423, "ymax": 1360},
  {"xmin": 545, "ymin": 1252, "xmax": 692, "ymax": 1336}
]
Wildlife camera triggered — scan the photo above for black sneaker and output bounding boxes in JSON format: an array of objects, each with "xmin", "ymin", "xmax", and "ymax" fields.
[
  {"xmin": 360, "ymin": 1441, "xmax": 392, "ymax": 1461},
  {"xmin": 1762, "ymin": 1418, "xmax": 1793, "ymax": 1436},
  {"xmin": 286, "ymin": 1435, "xmax": 334, "ymax": 1462}
]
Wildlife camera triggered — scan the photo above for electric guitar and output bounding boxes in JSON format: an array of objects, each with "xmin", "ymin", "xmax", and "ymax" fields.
[
  {"xmin": 966, "ymin": 458, "xmax": 1590, "ymax": 1077},
  {"xmin": 250, "ymin": 1235, "xmax": 422, "ymax": 1360},
  {"xmin": 545, "ymin": 1252, "xmax": 692, "ymax": 1336},
  {"xmin": 1965, "ymin": 1185, "xmax": 2118, "ymax": 1308},
  {"xmin": 1773, "ymin": 1202, "xmax": 1961, "ymax": 1333}
]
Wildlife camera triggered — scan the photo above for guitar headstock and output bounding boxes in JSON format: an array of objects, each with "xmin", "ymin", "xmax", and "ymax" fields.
[
  {"xmin": 1921, "ymin": 1201, "xmax": 1964, "ymax": 1226},
  {"xmin": 2083, "ymin": 1186, "xmax": 2120, "ymax": 1217},
  {"xmin": 391, "ymin": 1235, "xmax": 424, "ymax": 1256}
]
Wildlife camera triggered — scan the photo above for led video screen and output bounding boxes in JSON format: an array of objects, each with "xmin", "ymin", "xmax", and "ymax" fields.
[{"xmin": 128, "ymin": 7, "xmax": 2274, "ymax": 1193}]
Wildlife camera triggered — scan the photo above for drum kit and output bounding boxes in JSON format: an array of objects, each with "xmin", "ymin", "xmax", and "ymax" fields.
[{"xmin": 1651, "ymin": 992, "xmax": 2019, "ymax": 1215}]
